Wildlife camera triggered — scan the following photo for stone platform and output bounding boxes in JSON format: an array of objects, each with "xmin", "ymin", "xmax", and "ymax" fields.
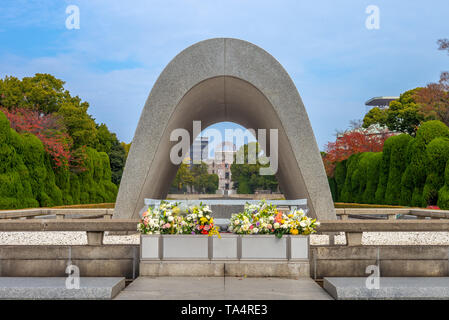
[
  {"xmin": 324, "ymin": 277, "xmax": 449, "ymax": 300},
  {"xmin": 0, "ymin": 277, "xmax": 125, "ymax": 300},
  {"xmin": 115, "ymin": 276, "xmax": 332, "ymax": 300}
]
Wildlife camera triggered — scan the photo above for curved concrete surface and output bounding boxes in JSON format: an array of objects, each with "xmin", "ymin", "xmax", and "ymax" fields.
[{"xmin": 115, "ymin": 38, "xmax": 336, "ymax": 220}]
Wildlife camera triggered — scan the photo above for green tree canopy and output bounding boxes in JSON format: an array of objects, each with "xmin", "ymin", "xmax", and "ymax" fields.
[
  {"xmin": 231, "ymin": 142, "xmax": 279, "ymax": 194},
  {"xmin": 0, "ymin": 73, "xmax": 126, "ymax": 208},
  {"xmin": 0, "ymin": 74, "xmax": 67, "ymax": 113},
  {"xmin": 363, "ymin": 88, "xmax": 424, "ymax": 136}
]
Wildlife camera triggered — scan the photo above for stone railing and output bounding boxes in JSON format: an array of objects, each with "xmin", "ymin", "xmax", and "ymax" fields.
[
  {"xmin": 0, "ymin": 208, "xmax": 114, "ymax": 220},
  {"xmin": 317, "ymin": 220, "xmax": 449, "ymax": 246},
  {"xmin": 1, "ymin": 217, "xmax": 449, "ymax": 246},
  {"xmin": 0, "ymin": 219, "xmax": 139, "ymax": 245},
  {"xmin": 335, "ymin": 208, "xmax": 449, "ymax": 220}
]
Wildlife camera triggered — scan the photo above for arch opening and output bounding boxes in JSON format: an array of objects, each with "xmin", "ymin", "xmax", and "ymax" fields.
[{"xmin": 141, "ymin": 76, "xmax": 310, "ymax": 211}]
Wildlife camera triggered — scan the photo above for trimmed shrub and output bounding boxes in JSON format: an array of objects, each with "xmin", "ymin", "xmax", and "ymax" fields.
[
  {"xmin": 384, "ymin": 134, "xmax": 412, "ymax": 205},
  {"xmin": 69, "ymin": 172, "xmax": 80, "ymax": 204},
  {"xmin": 340, "ymin": 154, "xmax": 361, "ymax": 203},
  {"xmin": 55, "ymin": 167, "xmax": 72, "ymax": 205},
  {"xmin": 438, "ymin": 159, "xmax": 449, "ymax": 209},
  {"xmin": 400, "ymin": 168, "xmax": 414, "ymax": 206},
  {"xmin": 43, "ymin": 156, "xmax": 63, "ymax": 206},
  {"xmin": 334, "ymin": 160, "xmax": 347, "ymax": 201},
  {"xmin": 77, "ymin": 148, "xmax": 117, "ymax": 204},
  {"xmin": 362, "ymin": 152, "xmax": 382, "ymax": 204},
  {"xmin": 0, "ymin": 114, "xmax": 39, "ymax": 209},
  {"xmin": 330, "ymin": 121, "xmax": 449, "ymax": 207},
  {"xmin": 328, "ymin": 177, "xmax": 337, "ymax": 202},
  {"xmin": 401, "ymin": 138, "xmax": 419, "ymax": 206},
  {"xmin": 0, "ymin": 109, "xmax": 118, "ymax": 209},
  {"xmin": 0, "ymin": 111, "xmax": 10, "ymax": 145},
  {"xmin": 415, "ymin": 120, "xmax": 449, "ymax": 144},
  {"xmin": 375, "ymin": 137, "xmax": 394, "ymax": 204},
  {"xmin": 20, "ymin": 132, "xmax": 56, "ymax": 207},
  {"xmin": 401, "ymin": 121, "xmax": 449, "ymax": 207},
  {"xmin": 352, "ymin": 153, "xmax": 371, "ymax": 203},
  {"xmin": 423, "ymin": 138, "xmax": 449, "ymax": 206}
]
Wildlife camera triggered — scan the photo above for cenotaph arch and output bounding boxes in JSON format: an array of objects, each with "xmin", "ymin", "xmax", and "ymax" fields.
[{"xmin": 114, "ymin": 38, "xmax": 336, "ymax": 220}]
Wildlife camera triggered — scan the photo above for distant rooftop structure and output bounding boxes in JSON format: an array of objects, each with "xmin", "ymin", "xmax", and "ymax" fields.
[{"xmin": 365, "ymin": 96, "xmax": 399, "ymax": 108}]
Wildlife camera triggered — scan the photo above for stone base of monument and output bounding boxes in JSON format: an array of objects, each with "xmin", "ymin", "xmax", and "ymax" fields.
[
  {"xmin": 140, "ymin": 261, "xmax": 310, "ymax": 278},
  {"xmin": 0, "ymin": 277, "xmax": 125, "ymax": 300},
  {"xmin": 140, "ymin": 234, "xmax": 310, "ymax": 278},
  {"xmin": 324, "ymin": 277, "xmax": 449, "ymax": 300},
  {"xmin": 141, "ymin": 234, "xmax": 309, "ymax": 260}
]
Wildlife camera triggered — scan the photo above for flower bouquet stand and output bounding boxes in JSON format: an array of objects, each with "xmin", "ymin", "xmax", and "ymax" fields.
[{"xmin": 138, "ymin": 200, "xmax": 317, "ymax": 278}]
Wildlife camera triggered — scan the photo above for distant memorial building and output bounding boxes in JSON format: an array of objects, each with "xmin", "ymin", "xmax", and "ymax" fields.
[{"xmin": 206, "ymin": 142, "xmax": 236, "ymax": 195}]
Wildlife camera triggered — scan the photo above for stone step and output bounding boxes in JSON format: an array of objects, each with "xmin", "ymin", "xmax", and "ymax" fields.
[
  {"xmin": 0, "ymin": 277, "xmax": 125, "ymax": 300},
  {"xmin": 115, "ymin": 276, "xmax": 332, "ymax": 300},
  {"xmin": 324, "ymin": 277, "xmax": 449, "ymax": 300}
]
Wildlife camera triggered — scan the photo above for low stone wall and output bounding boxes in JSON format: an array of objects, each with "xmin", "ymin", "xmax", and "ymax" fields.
[
  {"xmin": 310, "ymin": 245, "xmax": 449, "ymax": 279},
  {"xmin": 0, "ymin": 245, "xmax": 139, "ymax": 279}
]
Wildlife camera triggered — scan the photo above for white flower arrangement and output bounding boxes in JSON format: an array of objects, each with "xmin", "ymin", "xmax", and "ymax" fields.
[
  {"xmin": 138, "ymin": 201, "xmax": 220, "ymax": 237},
  {"xmin": 229, "ymin": 200, "xmax": 319, "ymax": 238}
]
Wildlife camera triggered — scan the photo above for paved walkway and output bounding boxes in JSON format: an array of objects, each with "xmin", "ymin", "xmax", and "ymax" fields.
[{"xmin": 115, "ymin": 277, "xmax": 332, "ymax": 300}]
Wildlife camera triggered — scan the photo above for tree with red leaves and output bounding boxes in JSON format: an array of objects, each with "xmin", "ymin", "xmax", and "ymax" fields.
[
  {"xmin": 414, "ymin": 39, "xmax": 449, "ymax": 127},
  {"xmin": 1, "ymin": 107, "xmax": 73, "ymax": 169},
  {"xmin": 323, "ymin": 127, "xmax": 393, "ymax": 177}
]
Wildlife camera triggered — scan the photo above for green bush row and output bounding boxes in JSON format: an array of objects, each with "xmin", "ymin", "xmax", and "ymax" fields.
[
  {"xmin": 329, "ymin": 120, "xmax": 449, "ymax": 209},
  {"xmin": 0, "ymin": 111, "xmax": 117, "ymax": 209}
]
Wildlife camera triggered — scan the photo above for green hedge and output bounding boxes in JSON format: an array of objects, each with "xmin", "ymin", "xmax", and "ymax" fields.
[
  {"xmin": 384, "ymin": 134, "xmax": 412, "ymax": 205},
  {"xmin": 78, "ymin": 148, "xmax": 117, "ymax": 204},
  {"xmin": 334, "ymin": 160, "xmax": 347, "ymax": 201},
  {"xmin": 329, "ymin": 120, "xmax": 449, "ymax": 208},
  {"xmin": 362, "ymin": 152, "xmax": 382, "ymax": 204},
  {"xmin": 340, "ymin": 154, "xmax": 361, "ymax": 203},
  {"xmin": 0, "ymin": 111, "xmax": 117, "ymax": 209},
  {"xmin": 438, "ymin": 160, "xmax": 449, "ymax": 209},
  {"xmin": 328, "ymin": 177, "xmax": 337, "ymax": 202},
  {"xmin": 423, "ymin": 138, "xmax": 449, "ymax": 206},
  {"xmin": 375, "ymin": 137, "xmax": 393, "ymax": 204},
  {"xmin": 352, "ymin": 153, "xmax": 372, "ymax": 203}
]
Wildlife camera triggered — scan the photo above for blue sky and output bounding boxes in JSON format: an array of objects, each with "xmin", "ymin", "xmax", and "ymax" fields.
[{"xmin": 0, "ymin": 0, "xmax": 448, "ymax": 152}]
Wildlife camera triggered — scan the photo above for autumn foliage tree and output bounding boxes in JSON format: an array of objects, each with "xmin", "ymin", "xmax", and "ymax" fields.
[
  {"xmin": 414, "ymin": 39, "xmax": 449, "ymax": 127},
  {"xmin": 363, "ymin": 39, "xmax": 449, "ymax": 135},
  {"xmin": 0, "ymin": 73, "xmax": 126, "ymax": 209},
  {"xmin": 0, "ymin": 107, "xmax": 72, "ymax": 168},
  {"xmin": 323, "ymin": 128, "xmax": 392, "ymax": 177},
  {"xmin": 326, "ymin": 38, "xmax": 449, "ymax": 207}
]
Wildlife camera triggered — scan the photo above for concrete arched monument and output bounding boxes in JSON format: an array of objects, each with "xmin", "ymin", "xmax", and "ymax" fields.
[{"xmin": 114, "ymin": 38, "xmax": 336, "ymax": 220}]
